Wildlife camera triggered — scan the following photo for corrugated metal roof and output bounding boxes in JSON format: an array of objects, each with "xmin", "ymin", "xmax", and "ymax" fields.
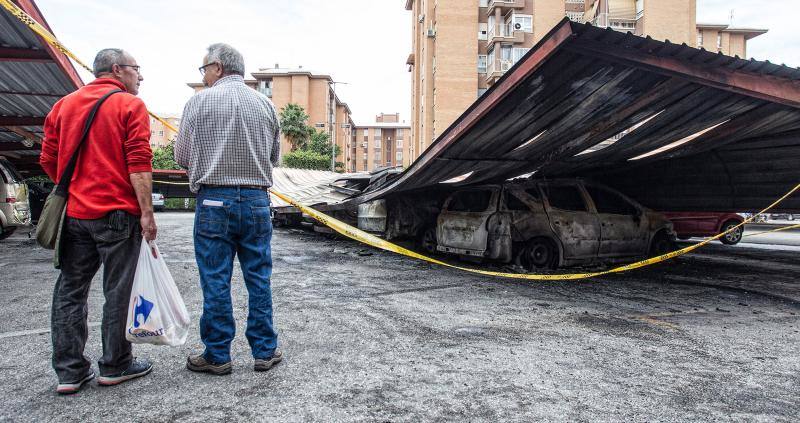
[
  {"xmin": 270, "ymin": 168, "xmax": 364, "ymax": 208},
  {"xmin": 355, "ymin": 20, "xmax": 800, "ymax": 212},
  {"xmin": 0, "ymin": 0, "xmax": 82, "ymax": 176}
]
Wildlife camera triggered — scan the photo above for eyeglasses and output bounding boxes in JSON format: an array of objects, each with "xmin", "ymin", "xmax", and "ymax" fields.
[
  {"xmin": 198, "ymin": 62, "xmax": 219, "ymax": 76},
  {"xmin": 117, "ymin": 64, "xmax": 141, "ymax": 74}
]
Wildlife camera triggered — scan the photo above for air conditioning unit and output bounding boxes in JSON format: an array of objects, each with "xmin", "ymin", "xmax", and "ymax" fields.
[
  {"xmin": 427, "ymin": 27, "xmax": 436, "ymax": 38},
  {"xmin": 514, "ymin": 22, "xmax": 522, "ymax": 31},
  {"xmin": 501, "ymin": 61, "xmax": 512, "ymax": 72},
  {"xmin": 314, "ymin": 123, "xmax": 326, "ymax": 128},
  {"xmin": 418, "ymin": 14, "xmax": 425, "ymax": 23}
]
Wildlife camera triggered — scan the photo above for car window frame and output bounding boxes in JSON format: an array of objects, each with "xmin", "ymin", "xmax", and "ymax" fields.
[
  {"xmin": 541, "ymin": 182, "xmax": 590, "ymax": 213},
  {"xmin": 584, "ymin": 184, "xmax": 641, "ymax": 216},
  {"xmin": 444, "ymin": 188, "xmax": 498, "ymax": 213}
]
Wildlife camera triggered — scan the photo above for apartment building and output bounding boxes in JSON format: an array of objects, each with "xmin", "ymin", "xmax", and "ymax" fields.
[
  {"xmin": 696, "ymin": 23, "xmax": 766, "ymax": 58},
  {"xmin": 351, "ymin": 113, "xmax": 411, "ymax": 173},
  {"xmin": 405, "ymin": 0, "xmax": 766, "ymax": 163},
  {"xmin": 188, "ymin": 65, "xmax": 354, "ymax": 171},
  {"xmin": 149, "ymin": 114, "xmax": 180, "ymax": 149}
]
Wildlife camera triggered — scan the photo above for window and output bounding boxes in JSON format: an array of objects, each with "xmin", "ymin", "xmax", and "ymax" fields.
[
  {"xmin": 543, "ymin": 185, "xmax": 587, "ymax": 212},
  {"xmin": 566, "ymin": 11, "xmax": 584, "ymax": 23},
  {"xmin": 585, "ymin": 186, "xmax": 638, "ymax": 216},
  {"xmin": 478, "ymin": 55, "xmax": 487, "ymax": 73},
  {"xmin": 487, "ymin": 45, "xmax": 495, "ymax": 69},
  {"xmin": 478, "ymin": 23, "xmax": 488, "ymax": 40},
  {"xmin": 158, "ymin": 130, "xmax": 164, "ymax": 136},
  {"xmin": 513, "ymin": 14, "xmax": 532, "ymax": 33},
  {"xmin": 500, "ymin": 45, "xmax": 513, "ymax": 62},
  {"xmin": 375, "ymin": 139, "xmax": 381, "ymax": 149},
  {"xmin": 150, "ymin": 130, "xmax": 155, "ymax": 136},
  {"xmin": 447, "ymin": 190, "xmax": 493, "ymax": 212},
  {"xmin": 505, "ymin": 192, "xmax": 530, "ymax": 211},
  {"xmin": 363, "ymin": 153, "xmax": 367, "ymax": 160},
  {"xmin": 479, "ymin": 0, "xmax": 488, "ymax": 7},
  {"xmin": 478, "ymin": 88, "xmax": 488, "ymax": 98},
  {"xmin": 397, "ymin": 130, "xmax": 403, "ymax": 140},
  {"xmin": 697, "ymin": 30, "xmax": 703, "ymax": 47},
  {"xmin": 374, "ymin": 151, "xmax": 381, "ymax": 161},
  {"xmin": 396, "ymin": 151, "xmax": 403, "ymax": 162},
  {"xmin": 717, "ymin": 33, "xmax": 722, "ymax": 50},
  {"xmin": 512, "ymin": 48, "xmax": 529, "ymax": 63},
  {"xmin": 374, "ymin": 128, "xmax": 382, "ymax": 138},
  {"xmin": 397, "ymin": 139, "xmax": 403, "ymax": 148}
]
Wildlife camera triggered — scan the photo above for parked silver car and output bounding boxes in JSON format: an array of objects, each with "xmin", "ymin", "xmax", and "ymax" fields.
[
  {"xmin": 423, "ymin": 179, "xmax": 676, "ymax": 270},
  {"xmin": 0, "ymin": 158, "xmax": 31, "ymax": 240}
]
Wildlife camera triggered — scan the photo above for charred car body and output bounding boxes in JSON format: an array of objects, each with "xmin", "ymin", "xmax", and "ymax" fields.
[{"xmin": 404, "ymin": 179, "xmax": 675, "ymax": 270}]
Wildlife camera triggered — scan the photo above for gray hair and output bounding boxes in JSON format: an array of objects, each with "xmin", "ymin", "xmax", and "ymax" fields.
[
  {"xmin": 93, "ymin": 48, "xmax": 127, "ymax": 77},
  {"xmin": 206, "ymin": 43, "xmax": 245, "ymax": 77}
]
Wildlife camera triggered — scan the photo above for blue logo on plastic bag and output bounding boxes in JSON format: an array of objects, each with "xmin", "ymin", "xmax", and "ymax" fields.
[{"xmin": 133, "ymin": 295, "xmax": 154, "ymax": 328}]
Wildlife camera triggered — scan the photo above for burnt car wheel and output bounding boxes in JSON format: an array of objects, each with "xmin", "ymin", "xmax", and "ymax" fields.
[
  {"xmin": 418, "ymin": 226, "xmax": 437, "ymax": 255},
  {"xmin": 649, "ymin": 230, "xmax": 675, "ymax": 257},
  {"xmin": 519, "ymin": 238, "xmax": 558, "ymax": 271},
  {"xmin": 720, "ymin": 220, "xmax": 743, "ymax": 245}
]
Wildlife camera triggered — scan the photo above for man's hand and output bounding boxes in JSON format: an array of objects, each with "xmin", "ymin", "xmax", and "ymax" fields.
[{"xmin": 141, "ymin": 210, "xmax": 157, "ymax": 241}]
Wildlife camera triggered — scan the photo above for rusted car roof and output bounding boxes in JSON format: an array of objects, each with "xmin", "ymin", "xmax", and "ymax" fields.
[
  {"xmin": 0, "ymin": 0, "xmax": 83, "ymax": 176},
  {"xmin": 358, "ymin": 19, "xmax": 800, "ymax": 212}
]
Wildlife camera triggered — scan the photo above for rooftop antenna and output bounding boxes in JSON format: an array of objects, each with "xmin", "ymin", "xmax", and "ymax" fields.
[{"xmin": 729, "ymin": 9, "xmax": 735, "ymax": 26}]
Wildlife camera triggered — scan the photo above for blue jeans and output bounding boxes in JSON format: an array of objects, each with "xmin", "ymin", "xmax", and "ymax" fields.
[{"xmin": 194, "ymin": 186, "xmax": 278, "ymax": 364}]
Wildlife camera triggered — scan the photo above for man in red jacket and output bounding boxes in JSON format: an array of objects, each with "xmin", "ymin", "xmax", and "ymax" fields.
[{"xmin": 40, "ymin": 48, "xmax": 157, "ymax": 395}]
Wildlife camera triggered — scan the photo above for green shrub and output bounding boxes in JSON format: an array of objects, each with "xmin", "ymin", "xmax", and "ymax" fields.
[{"xmin": 282, "ymin": 150, "xmax": 331, "ymax": 170}]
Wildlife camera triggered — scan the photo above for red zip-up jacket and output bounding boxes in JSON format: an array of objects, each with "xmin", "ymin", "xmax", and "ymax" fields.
[{"xmin": 40, "ymin": 79, "xmax": 152, "ymax": 220}]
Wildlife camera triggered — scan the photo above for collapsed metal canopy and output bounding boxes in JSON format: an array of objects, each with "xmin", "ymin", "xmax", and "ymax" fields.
[
  {"xmin": 0, "ymin": 0, "xmax": 83, "ymax": 176},
  {"xmin": 358, "ymin": 19, "xmax": 800, "ymax": 212}
]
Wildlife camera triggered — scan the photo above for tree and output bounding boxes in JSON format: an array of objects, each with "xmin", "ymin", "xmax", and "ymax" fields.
[
  {"xmin": 279, "ymin": 103, "xmax": 311, "ymax": 151},
  {"xmin": 307, "ymin": 129, "xmax": 341, "ymax": 158},
  {"xmin": 152, "ymin": 142, "xmax": 181, "ymax": 170}
]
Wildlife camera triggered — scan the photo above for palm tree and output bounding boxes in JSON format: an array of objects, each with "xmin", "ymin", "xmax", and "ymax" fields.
[{"xmin": 279, "ymin": 103, "xmax": 311, "ymax": 151}]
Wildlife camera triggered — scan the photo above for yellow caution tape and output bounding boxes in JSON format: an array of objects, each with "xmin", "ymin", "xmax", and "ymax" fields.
[
  {"xmin": 4, "ymin": 0, "xmax": 798, "ymax": 280},
  {"xmin": 271, "ymin": 185, "xmax": 799, "ymax": 280},
  {"xmin": 0, "ymin": 0, "xmax": 177, "ymax": 134},
  {"xmin": 743, "ymin": 223, "xmax": 800, "ymax": 238}
]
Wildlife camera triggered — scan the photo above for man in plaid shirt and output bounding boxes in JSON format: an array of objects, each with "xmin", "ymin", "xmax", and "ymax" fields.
[{"xmin": 175, "ymin": 43, "xmax": 282, "ymax": 375}]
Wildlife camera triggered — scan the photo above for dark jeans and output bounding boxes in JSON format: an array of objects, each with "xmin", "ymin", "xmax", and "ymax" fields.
[
  {"xmin": 51, "ymin": 210, "xmax": 141, "ymax": 383},
  {"xmin": 195, "ymin": 186, "xmax": 278, "ymax": 364}
]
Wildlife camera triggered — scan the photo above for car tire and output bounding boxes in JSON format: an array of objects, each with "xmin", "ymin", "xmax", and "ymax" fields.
[
  {"xmin": 649, "ymin": 230, "xmax": 675, "ymax": 257},
  {"xmin": 720, "ymin": 220, "xmax": 743, "ymax": 245},
  {"xmin": 677, "ymin": 235, "xmax": 691, "ymax": 240},
  {"xmin": 418, "ymin": 226, "xmax": 437, "ymax": 256},
  {"xmin": 0, "ymin": 224, "xmax": 15, "ymax": 241},
  {"xmin": 789, "ymin": 215, "xmax": 795, "ymax": 221},
  {"xmin": 519, "ymin": 237, "xmax": 558, "ymax": 271}
]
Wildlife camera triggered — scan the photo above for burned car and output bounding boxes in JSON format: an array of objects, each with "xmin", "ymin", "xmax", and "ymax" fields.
[{"xmin": 419, "ymin": 179, "xmax": 676, "ymax": 270}]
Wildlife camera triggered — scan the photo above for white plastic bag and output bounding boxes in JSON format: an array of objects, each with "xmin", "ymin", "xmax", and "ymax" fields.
[{"xmin": 126, "ymin": 238, "xmax": 190, "ymax": 346}]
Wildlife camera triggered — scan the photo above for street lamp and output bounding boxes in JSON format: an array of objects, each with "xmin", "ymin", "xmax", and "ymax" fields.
[{"xmin": 330, "ymin": 80, "xmax": 349, "ymax": 171}]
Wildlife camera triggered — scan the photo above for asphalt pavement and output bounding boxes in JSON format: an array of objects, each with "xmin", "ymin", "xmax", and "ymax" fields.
[{"xmin": 0, "ymin": 213, "xmax": 798, "ymax": 421}]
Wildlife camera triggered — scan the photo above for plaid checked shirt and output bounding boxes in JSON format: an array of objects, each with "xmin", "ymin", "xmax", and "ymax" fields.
[{"xmin": 174, "ymin": 75, "xmax": 281, "ymax": 193}]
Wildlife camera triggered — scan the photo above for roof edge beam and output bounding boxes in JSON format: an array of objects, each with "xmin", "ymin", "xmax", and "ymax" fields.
[
  {"xmin": 0, "ymin": 117, "xmax": 45, "ymax": 125},
  {"xmin": 0, "ymin": 47, "xmax": 51, "ymax": 62},
  {"xmin": 3, "ymin": 126, "xmax": 42, "ymax": 144},
  {"xmin": 565, "ymin": 39, "xmax": 800, "ymax": 109}
]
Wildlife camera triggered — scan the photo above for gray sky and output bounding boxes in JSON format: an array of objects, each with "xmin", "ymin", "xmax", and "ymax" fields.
[{"xmin": 34, "ymin": 0, "xmax": 796, "ymax": 124}]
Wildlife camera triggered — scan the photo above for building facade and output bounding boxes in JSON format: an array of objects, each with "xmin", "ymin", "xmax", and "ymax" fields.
[
  {"xmin": 405, "ymin": 0, "xmax": 766, "ymax": 163},
  {"xmin": 351, "ymin": 113, "xmax": 411, "ymax": 173},
  {"xmin": 189, "ymin": 66, "xmax": 354, "ymax": 171},
  {"xmin": 149, "ymin": 114, "xmax": 180, "ymax": 149}
]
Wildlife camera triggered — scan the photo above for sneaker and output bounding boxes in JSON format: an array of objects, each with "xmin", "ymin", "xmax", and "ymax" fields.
[
  {"xmin": 254, "ymin": 350, "xmax": 283, "ymax": 372},
  {"xmin": 97, "ymin": 358, "xmax": 153, "ymax": 386},
  {"xmin": 186, "ymin": 354, "xmax": 232, "ymax": 375},
  {"xmin": 56, "ymin": 370, "xmax": 95, "ymax": 395}
]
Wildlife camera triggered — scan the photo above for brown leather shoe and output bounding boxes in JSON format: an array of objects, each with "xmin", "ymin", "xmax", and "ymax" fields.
[
  {"xmin": 186, "ymin": 354, "xmax": 232, "ymax": 375},
  {"xmin": 253, "ymin": 350, "xmax": 283, "ymax": 372}
]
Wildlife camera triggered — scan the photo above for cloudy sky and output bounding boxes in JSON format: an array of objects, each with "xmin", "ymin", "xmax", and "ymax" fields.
[{"xmin": 34, "ymin": 0, "xmax": 796, "ymax": 124}]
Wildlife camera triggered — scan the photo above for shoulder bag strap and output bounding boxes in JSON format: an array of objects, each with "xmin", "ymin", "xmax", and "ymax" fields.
[{"xmin": 55, "ymin": 89, "xmax": 123, "ymax": 195}]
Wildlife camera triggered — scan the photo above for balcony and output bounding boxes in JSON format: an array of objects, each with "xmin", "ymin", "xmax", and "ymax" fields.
[
  {"xmin": 485, "ymin": 59, "xmax": 514, "ymax": 85},
  {"xmin": 487, "ymin": 22, "xmax": 525, "ymax": 44},
  {"xmin": 487, "ymin": 0, "xmax": 525, "ymax": 16}
]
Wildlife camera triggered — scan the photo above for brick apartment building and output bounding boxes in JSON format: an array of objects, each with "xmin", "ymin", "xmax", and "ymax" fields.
[
  {"xmin": 148, "ymin": 114, "xmax": 180, "ymax": 149},
  {"xmin": 351, "ymin": 113, "xmax": 411, "ymax": 172},
  {"xmin": 189, "ymin": 65, "xmax": 355, "ymax": 171},
  {"xmin": 405, "ymin": 0, "xmax": 767, "ymax": 163}
]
